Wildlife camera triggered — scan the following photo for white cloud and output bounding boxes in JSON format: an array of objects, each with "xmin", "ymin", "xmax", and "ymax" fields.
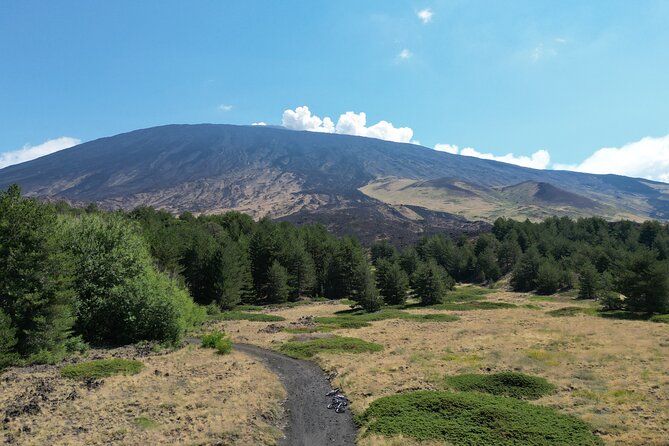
[
  {"xmin": 554, "ymin": 134, "xmax": 669, "ymax": 182},
  {"xmin": 398, "ymin": 49, "xmax": 413, "ymax": 60},
  {"xmin": 433, "ymin": 143, "xmax": 550, "ymax": 169},
  {"xmin": 417, "ymin": 8, "xmax": 434, "ymax": 23},
  {"xmin": 251, "ymin": 122, "xmax": 267, "ymax": 126},
  {"xmin": 218, "ymin": 104, "xmax": 233, "ymax": 112},
  {"xmin": 434, "ymin": 143, "xmax": 460, "ymax": 154},
  {"xmin": 281, "ymin": 106, "xmax": 414, "ymax": 143},
  {"xmin": 0, "ymin": 137, "xmax": 81, "ymax": 169}
]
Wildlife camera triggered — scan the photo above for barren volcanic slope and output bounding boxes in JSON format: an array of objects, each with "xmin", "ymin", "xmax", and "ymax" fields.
[{"xmin": 2, "ymin": 124, "xmax": 669, "ymax": 242}]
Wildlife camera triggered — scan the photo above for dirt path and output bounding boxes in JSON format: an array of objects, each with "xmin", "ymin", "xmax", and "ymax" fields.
[{"xmin": 234, "ymin": 343, "xmax": 357, "ymax": 446}]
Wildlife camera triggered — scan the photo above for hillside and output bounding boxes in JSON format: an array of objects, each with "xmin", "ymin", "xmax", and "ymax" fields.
[{"xmin": 1, "ymin": 123, "xmax": 668, "ymax": 241}]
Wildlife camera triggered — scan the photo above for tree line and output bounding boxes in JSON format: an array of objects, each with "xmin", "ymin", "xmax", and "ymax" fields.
[{"xmin": 2, "ymin": 184, "xmax": 669, "ymax": 369}]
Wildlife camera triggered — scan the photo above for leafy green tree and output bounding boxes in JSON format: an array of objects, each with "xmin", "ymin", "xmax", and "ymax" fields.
[
  {"xmin": 359, "ymin": 268, "xmax": 383, "ymax": 312},
  {"xmin": 0, "ymin": 185, "xmax": 74, "ymax": 359},
  {"xmin": 578, "ymin": 262, "xmax": 600, "ymax": 300},
  {"xmin": 414, "ymin": 261, "xmax": 452, "ymax": 305},
  {"xmin": 266, "ymin": 261, "xmax": 290, "ymax": 304},
  {"xmin": 376, "ymin": 259, "xmax": 409, "ymax": 305},
  {"xmin": 65, "ymin": 213, "xmax": 201, "ymax": 344}
]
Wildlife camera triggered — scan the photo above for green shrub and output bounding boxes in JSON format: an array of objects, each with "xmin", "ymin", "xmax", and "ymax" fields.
[
  {"xmin": 547, "ymin": 307, "xmax": 597, "ymax": 317},
  {"xmin": 201, "ymin": 331, "xmax": 226, "ymax": 348},
  {"xmin": 201, "ymin": 331, "xmax": 233, "ymax": 355},
  {"xmin": 445, "ymin": 372, "xmax": 556, "ymax": 399},
  {"xmin": 447, "ymin": 286, "xmax": 494, "ymax": 301},
  {"xmin": 431, "ymin": 301, "xmax": 517, "ymax": 311},
  {"xmin": 61, "ymin": 359, "xmax": 144, "ymax": 379},
  {"xmin": 214, "ymin": 311, "xmax": 285, "ymax": 322},
  {"xmin": 650, "ymin": 314, "xmax": 669, "ymax": 324},
  {"xmin": 356, "ymin": 391, "xmax": 602, "ymax": 445},
  {"xmin": 314, "ymin": 309, "xmax": 458, "ymax": 329},
  {"xmin": 279, "ymin": 336, "xmax": 383, "ymax": 359}
]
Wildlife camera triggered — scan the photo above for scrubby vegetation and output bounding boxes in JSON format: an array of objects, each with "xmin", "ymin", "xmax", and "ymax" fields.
[
  {"xmin": 445, "ymin": 372, "xmax": 556, "ymax": 399},
  {"xmin": 279, "ymin": 336, "xmax": 383, "ymax": 359},
  {"xmin": 60, "ymin": 358, "xmax": 144, "ymax": 379},
  {"xmin": 201, "ymin": 331, "xmax": 233, "ymax": 355},
  {"xmin": 213, "ymin": 311, "xmax": 286, "ymax": 322},
  {"xmin": 315, "ymin": 309, "xmax": 459, "ymax": 329},
  {"xmin": 357, "ymin": 390, "xmax": 602, "ymax": 445}
]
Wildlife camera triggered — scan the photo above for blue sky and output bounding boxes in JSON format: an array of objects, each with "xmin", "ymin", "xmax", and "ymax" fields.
[{"xmin": 2, "ymin": 1, "xmax": 669, "ymax": 179}]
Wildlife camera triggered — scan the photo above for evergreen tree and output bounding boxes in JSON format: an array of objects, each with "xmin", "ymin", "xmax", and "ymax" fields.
[
  {"xmin": 475, "ymin": 247, "xmax": 502, "ymax": 283},
  {"xmin": 578, "ymin": 262, "xmax": 600, "ymax": 300},
  {"xmin": 376, "ymin": 259, "xmax": 409, "ymax": 305},
  {"xmin": 0, "ymin": 185, "xmax": 74, "ymax": 359},
  {"xmin": 414, "ymin": 261, "xmax": 452, "ymax": 305},
  {"xmin": 358, "ymin": 266, "xmax": 382, "ymax": 312},
  {"xmin": 511, "ymin": 248, "xmax": 541, "ymax": 292},
  {"xmin": 249, "ymin": 218, "xmax": 278, "ymax": 300},
  {"xmin": 616, "ymin": 250, "xmax": 669, "ymax": 313},
  {"xmin": 536, "ymin": 260, "xmax": 562, "ymax": 295},
  {"xmin": 266, "ymin": 261, "xmax": 290, "ymax": 304},
  {"xmin": 282, "ymin": 239, "xmax": 316, "ymax": 300},
  {"xmin": 370, "ymin": 240, "xmax": 396, "ymax": 265}
]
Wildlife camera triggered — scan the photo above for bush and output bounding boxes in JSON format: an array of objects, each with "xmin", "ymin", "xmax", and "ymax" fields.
[
  {"xmin": 214, "ymin": 311, "xmax": 285, "ymax": 322},
  {"xmin": 445, "ymin": 372, "xmax": 556, "ymax": 399},
  {"xmin": 61, "ymin": 359, "xmax": 144, "ymax": 379},
  {"xmin": 201, "ymin": 331, "xmax": 233, "ymax": 355},
  {"xmin": 650, "ymin": 314, "xmax": 669, "ymax": 324},
  {"xmin": 356, "ymin": 391, "xmax": 602, "ymax": 445},
  {"xmin": 279, "ymin": 336, "xmax": 383, "ymax": 359}
]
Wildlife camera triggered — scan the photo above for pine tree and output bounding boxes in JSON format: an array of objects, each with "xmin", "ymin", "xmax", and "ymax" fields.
[
  {"xmin": 0, "ymin": 185, "xmax": 74, "ymax": 359},
  {"xmin": 578, "ymin": 262, "xmax": 600, "ymax": 300},
  {"xmin": 536, "ymin": 260, "xmax": 562, "ymax": 295},
  {"xmin": 266, "ymin": 261, "xmax": 290, "ymax": 304},
  {"xmin": 414, "ymin": 261, "xmax": 452, "ymax": 305},
  {"xmin": 376, "ymin": 259, "xmax": 409, "ymax": 305},
  {"xmin": 511, "ymin": 248, "xmax": 541, "ymax": 292}
]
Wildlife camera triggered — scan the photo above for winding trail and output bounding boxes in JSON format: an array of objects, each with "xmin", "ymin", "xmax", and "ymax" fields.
[{"xmin": 234, "ymin": 343, "xmax": 357, "ymax": 446}]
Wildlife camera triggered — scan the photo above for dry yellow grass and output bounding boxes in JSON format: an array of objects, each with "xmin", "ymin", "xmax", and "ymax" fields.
[
  {"xmin": 0, "ymin": 345, "xmax": 285, "ymax": 445},
  {"xmin": 217, "ymin": 293, "xmax": 669, "ymax": 446}
]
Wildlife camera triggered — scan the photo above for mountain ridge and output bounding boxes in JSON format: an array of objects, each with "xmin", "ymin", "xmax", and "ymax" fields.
[{"xmin": 2, "ymin": 123, "xmax": 668, "ymax": 243}]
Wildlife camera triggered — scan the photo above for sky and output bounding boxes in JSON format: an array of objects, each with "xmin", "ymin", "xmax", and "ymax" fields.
[{"xmin": 2, "ymin": 1, "xmax": 669, "ymax": 180}]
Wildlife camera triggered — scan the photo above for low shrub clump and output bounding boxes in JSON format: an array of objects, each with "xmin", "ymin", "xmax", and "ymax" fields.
[
  {"xmin": 447, "ymin": 286, "xmax": 495, "ymax": 301},
  {"xmin": 650, "ymin": 314, "xmax": 669, "ymax": 324},
  {"xmin": 61, "ymin": 359, "xmax": 144, "ymax": 379},
  {"xmin": 214, "ymin": 311, "xmax": 285, "ymax": 322},
  {"xmin": 279, "ymin": 336, "xmax": 383, "ymax": 359},
  {"xmin": 445, "ymin": 372, "xmax": 556, "ymax": 400},
  {"xmin": 431, "ymin": 301, "xmax": 517, "ymax": 311},
  {"xmin": 546, "ymin": 306, "xmax": 597, "ymax": 317},
  {"xmin": 201, "ymin": 331, "xmax": 233, "ymax": 355},
  {"xmin": 315, "ymin": 308, "xmax": 458, "ymax": 329},
  {"xmin": 356, "ymin": 391, "xmax": 602, "ymax": 445}
]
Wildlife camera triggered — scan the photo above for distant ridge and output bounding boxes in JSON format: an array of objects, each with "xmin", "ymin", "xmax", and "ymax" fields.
[{"xmin": 2, "ymin": 123, "xmax": 668, "ymax": 243}]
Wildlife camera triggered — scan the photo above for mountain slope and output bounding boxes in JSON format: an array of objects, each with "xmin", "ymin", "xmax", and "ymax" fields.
[{"xmin": 1, "ymin": 124, "xmax": 668, "ymax": 242}]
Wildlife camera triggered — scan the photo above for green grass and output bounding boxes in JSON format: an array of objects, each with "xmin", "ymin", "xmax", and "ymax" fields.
[
  {"xmin": 447, "ymin": 286, "xmax": 495, "ymax": 301},
  {"xmin": 315, "ymin": 308, "xmax": 459, "ymax": 329},
  {"xmin": 528, "ymin": 295, "xmax": 558, "ymax": 302},
  {"xmin": 279, "ymin": 336, "xmax": 383, "ymax": 359},
  {"xmin": 235, "ymin": 304, "xmax": 264, "ymax": 311},
  {"xmin": 201, "ymin": 331, "xmax": 233, "ymax": 354},
  {"xmin": 356, "ymin": 391, "xmax": 602, "ymax": 445},
  {"xmin": 431, "ymin": 301, "xmax": 517, "ymax": 311},
  {"xmin": 133, "ymin": 416, "xmax": 158, "ymax": 429},
  {"xmin": 214, "ymin": 311, "xmax": 285, "ymax": 322},
  {"xmin": 546, "ymin": 306, "xmax": 598, "ymax": 317},
  {"xmin": 60, "ymin": 359, "xmax": 144, "ymax": 380},
  {"xmin": 650, "ymin": 314, "xmax": 669, "ymax": 324},
  {"xmin": 445, "ymin": 372, "xmax": 556, "ymax": 400}
]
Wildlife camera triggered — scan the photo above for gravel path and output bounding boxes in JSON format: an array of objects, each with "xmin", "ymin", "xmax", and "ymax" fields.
[{"xmin": 234, "ymin": 343, "xmax": 357, "ymax": 446}]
